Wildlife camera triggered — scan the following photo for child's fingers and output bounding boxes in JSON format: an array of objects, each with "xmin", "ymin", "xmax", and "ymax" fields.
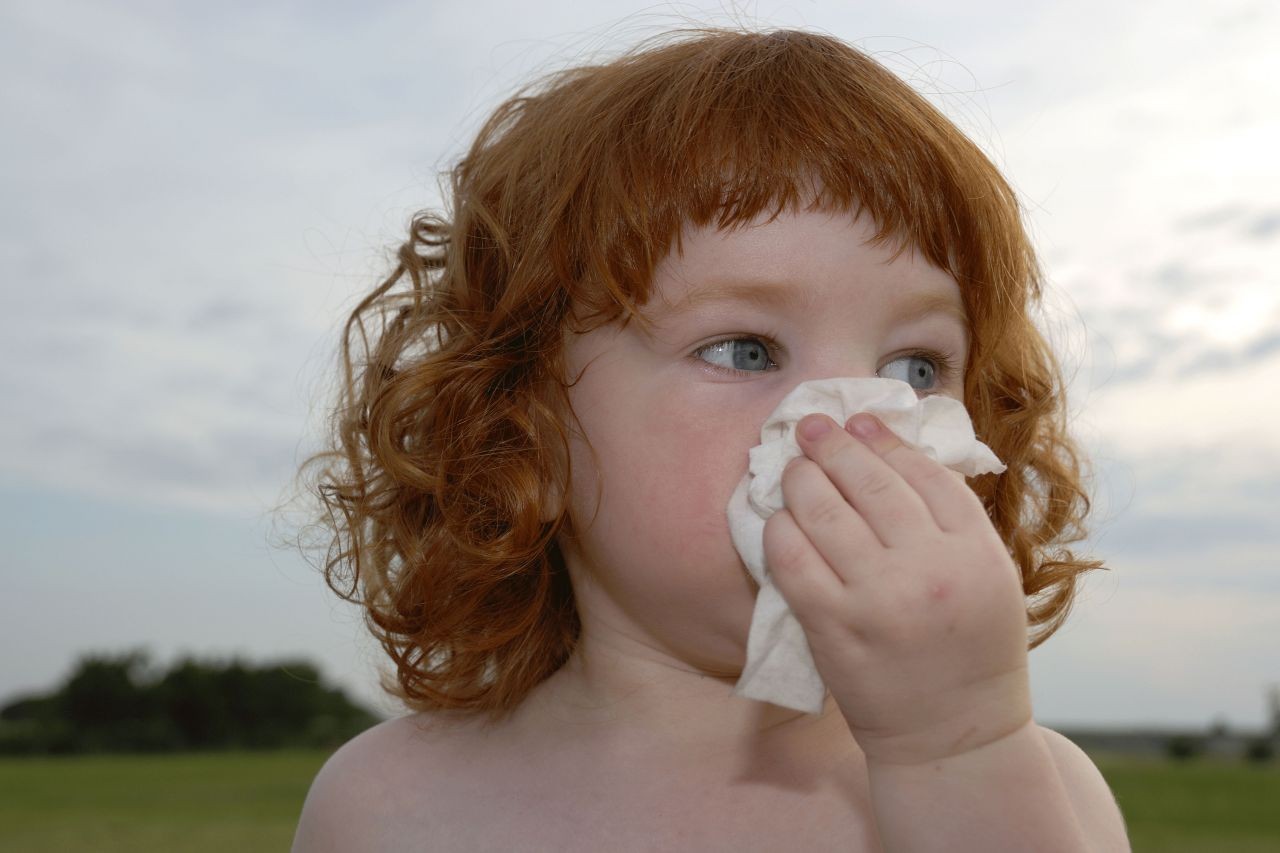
[
  {"xmin": 777, "ymin": 454, "xmax": 882, "ymax": 583},
  {"xmin": 844, "ymin": 413, "xmax": 991, "ymax": 533},
  {"xmin": 795, "ymin": 414, "xmax": 936, "ymax": 548},
  {"xmin": 762, "ymin": 507, "xmax": 848, "ymax": 612}
]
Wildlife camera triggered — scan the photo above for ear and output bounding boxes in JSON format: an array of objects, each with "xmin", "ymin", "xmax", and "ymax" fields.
[
  {"xmin": 537, "ymin": 429, "xmax": 569, "ymax": 524},
  {"xmin": 538, "ymin": 379, "xmax": 575, "ymax": 525},
  {"xmin": 539, "ymin": 474, "xmax": 564, "ymax": 524}
]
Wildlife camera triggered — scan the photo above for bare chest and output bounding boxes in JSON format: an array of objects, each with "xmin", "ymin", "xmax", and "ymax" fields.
[{"xmin": 407, "ymin": 751, "xmax": 882, "ymax": 852}]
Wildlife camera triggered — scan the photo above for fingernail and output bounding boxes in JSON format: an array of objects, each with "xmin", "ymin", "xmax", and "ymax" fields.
[
  {"xmin": 798, "ymin": 415, "xmax": 832, "ymax": 441},
  {"xmin": 848, "ymin": 413, "xmax": 881, "ymax": 440}
]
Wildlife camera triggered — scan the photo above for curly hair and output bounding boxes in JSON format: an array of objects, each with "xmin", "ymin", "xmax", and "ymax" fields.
[{"xmin": 296, "ymin": 27, "xmax": 1105, "ymax": 723}]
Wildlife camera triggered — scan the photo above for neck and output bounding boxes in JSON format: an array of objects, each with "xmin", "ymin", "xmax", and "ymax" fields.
[{"xmin": 505, "ymin": 624, "xmax": 856, "ymax": 773}]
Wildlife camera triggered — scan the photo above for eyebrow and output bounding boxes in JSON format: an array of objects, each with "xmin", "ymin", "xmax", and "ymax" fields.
[
  {"xmin": 651, "ymin": 279, "xmax": 968, "ymax": 330},
  {"xmin": 891, "ymin": 291, "xmax": 969, "ymax": 329},
  {"xmin": 653, "ymin": 280, "xmax": 818, "ymax": 316}
]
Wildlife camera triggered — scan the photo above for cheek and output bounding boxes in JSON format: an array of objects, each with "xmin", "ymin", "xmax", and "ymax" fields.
[
  {"xmin": 566, "ymin": 374, "xmax": 775, "ymax": 573},
  {"xmin": 623, "ymin": 395, "xmax": 761, "ymax": 561},
  {"xmin": 591, "ymin": 426, "xmax": 723, "ymax": 541},
  {"xmin": 562, "ymin": 381, "xmax": 774, "ymax": 661}
]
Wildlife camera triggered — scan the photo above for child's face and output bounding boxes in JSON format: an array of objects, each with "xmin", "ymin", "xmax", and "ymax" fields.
[{"xmin": 557, "ymin": 206, "xmax": 968, "ymax": 677}]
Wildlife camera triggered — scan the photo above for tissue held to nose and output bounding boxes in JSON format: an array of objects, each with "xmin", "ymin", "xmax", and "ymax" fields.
[{"xmin": 725, "ymin": 376, "xmax": 1006, "ymax": 714}]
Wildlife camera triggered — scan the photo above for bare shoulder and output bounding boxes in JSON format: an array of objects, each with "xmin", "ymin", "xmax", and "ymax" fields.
[
  {"xmin": 1037, "ymin": 724, "xmax": 1132, "ymax": 852},
  {"xmin": 291, "ymin": 713, "xmax": 472, "ymax": 853}
]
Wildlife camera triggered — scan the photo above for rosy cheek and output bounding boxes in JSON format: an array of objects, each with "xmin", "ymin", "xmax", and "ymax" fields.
[
  {"xmin": 667, "ymin": 432, "xmax": 750, "ymax": 538},
  {"xmin": 651, "ymin": 391, "xmax": 770, "ymax": 500},
  {"xmin": 589, "ymin": 383, "xmax": 771, "ymax": 540}
]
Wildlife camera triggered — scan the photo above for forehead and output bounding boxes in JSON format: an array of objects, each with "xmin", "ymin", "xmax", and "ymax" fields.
[{"xmin": 643, "ymin": 209, "xmax": 967, "ymax": 327}]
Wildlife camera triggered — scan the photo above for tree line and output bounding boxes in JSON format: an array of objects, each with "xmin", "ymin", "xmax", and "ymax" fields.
[{"xmin": 0, "ymin": 650, "xmax": 379, "ymax": 754}]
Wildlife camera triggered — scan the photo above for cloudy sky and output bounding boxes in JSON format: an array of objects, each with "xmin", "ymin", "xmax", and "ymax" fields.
[{"xmin": 2, "ymin": 0, "xmax": 1277, "ymax": 730}]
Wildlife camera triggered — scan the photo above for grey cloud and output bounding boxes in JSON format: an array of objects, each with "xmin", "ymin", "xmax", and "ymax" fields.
[
  {"xmin": 1170, "ymin": 203, "xmax": 1280, "ymax": 242},
  {"xmin": 1075, "ymin": 274, "xmax": 1278, "ymax": 387},
  {"xmin": 1172, "ymin": 326, "xmax": 1280, "ymax": 379},
  {"xmin": 186, "ymin": 299, "xmax": 257, "ymax": 332},
  {"xmin": 1243, "ymin": 331, "xmax": 1280, "ymax": 360},
  {"xmin": 1174, "ymin": 345, "xmax": 1246, "ymax": 380},
  {"xmin": 1095, "ymin": 511, "xmax": 1277, "ymax": 561},
  {"xmin": 1090, "ymin": 445, "xmax": 1280, "ymax": 518},
  {"xmin": 1080, "ymin": 449, "xmax": 1280, "ymax": 596},
  {"xmin": 1076, "ymin": 315, "xmax": 1182, "ymax": 388},
  {"xmin": 26, "ymin": 418, "xmax": 302, "ymax": 500},
  {"xmin": 9, "ymin": 325, "xmax": 101, "ymax": 367},
  {"xmin": 1150, "ymin": 261, "xmax": 1199, "ymax": 294},
  {"xmin": 24, "ymin": 424, "xmax": 222, "ymax": 488},
  {"xmin": 1101, "ymin": 359, "xmax": 1156, "ymax": 385},
  {"xmin": 1246, "ymin": 211, "xmax": 1280, "ymax": 241},
  {"xmin": 1175, "ymin": 204, "xmax": 1246, "ymax": 233},
  {"xmin": 209, "ymin": 425, "xmax": 307, "ymax": 485}
]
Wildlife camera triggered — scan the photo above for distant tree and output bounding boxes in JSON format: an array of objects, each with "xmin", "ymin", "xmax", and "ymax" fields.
[
  {"xmin": 63, "ymin": 651, "xmax": 147, "ymax": 724},
  {"xmin": 1166, "ymin": 734, "xmax": 1203, "ymax": 761},
  {"xmin": 0, "ymin": 692, "xmax": 72, "ymax": 754},
  {"xmin": 61, "ymin": 650, "xmax": 172, "ymax": 751},
  {"xmin": 0, "ymin": 649, "xmax": 379, "ymax": 754},
  {"xmin": 1244, "ymin": 737, "xmax": 1274, "ymax": 764},
  {"xmin": 0, "ymin": 694, "xmax": 59, "ymax": 722},
  {"xmin": 160, "ymin": 657, "xmax": 233, "ymax": 749}
]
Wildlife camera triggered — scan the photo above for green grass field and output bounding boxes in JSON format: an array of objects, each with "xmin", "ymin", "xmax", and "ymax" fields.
[
  {"xmin": 1093, "ymin": 753, "xmax": 1280, "ymax": 852},
  {"xmin": 0, "ymin": 750, "xmax": 328, "ymax": 852},
  {"xmin": 0, "ymin": 750, "xmax": 1276, "ymax": 851}
]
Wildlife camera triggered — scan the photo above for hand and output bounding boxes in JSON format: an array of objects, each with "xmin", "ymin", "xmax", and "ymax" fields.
[{"xmin": 763, "ymin": 412, "xmax": 1033, "ymax": 767}]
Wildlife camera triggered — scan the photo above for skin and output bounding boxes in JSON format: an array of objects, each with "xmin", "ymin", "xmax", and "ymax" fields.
[
  {"xmin": 524, "ymin": 204, "xmax": 1126, "ymax": 845},
  {"xmin": 517, "ymin": 204, "xmax": 975, "ymax": 763},
  {"xmin": 775, "ymin": 409, "xmax": 1031, "ymax": 766},
  {"xmin": 292, "ymin": 204, "xmax": 1131, "ymax": 851}
]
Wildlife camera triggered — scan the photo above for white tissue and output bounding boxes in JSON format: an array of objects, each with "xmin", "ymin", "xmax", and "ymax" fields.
[{"xmin": 727, "ymin": 377, "xmax": 1007, "ymax": 714}]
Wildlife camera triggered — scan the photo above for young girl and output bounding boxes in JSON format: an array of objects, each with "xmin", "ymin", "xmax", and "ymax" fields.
[{"xmin": 292, "ymin": 28, "xmax": 1129, "ymax": 851}]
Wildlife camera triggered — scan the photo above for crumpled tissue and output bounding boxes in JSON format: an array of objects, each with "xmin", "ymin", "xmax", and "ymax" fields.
[{"xmin": 727, "ymin": 377, "xmax": 1007, "ymax": 714}]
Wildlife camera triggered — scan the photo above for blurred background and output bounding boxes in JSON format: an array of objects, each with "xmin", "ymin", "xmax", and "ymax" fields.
[{"xmin": 2, "ymin": 0, "xmax": 1277, "ymax": 736}]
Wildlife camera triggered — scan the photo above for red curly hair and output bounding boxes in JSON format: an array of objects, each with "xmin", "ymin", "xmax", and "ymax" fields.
[{"xmin": 298, "ymin": 27, "xmax": 1105, "ymax": 723}]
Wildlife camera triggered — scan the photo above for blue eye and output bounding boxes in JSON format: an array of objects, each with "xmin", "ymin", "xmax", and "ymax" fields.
[
  {"xmin": 693, "ymin": 336, "xmax": 778, "ymax": 374},
  {"xmin": 693, "ymin": 337, "xmax": 958, "ymax": 388},
  {"xmin": 879, "ymin": 352, "xmax": 954, "ymax": 391}
]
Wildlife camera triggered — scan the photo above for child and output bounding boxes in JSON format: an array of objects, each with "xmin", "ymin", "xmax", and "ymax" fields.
[{"xmin": 292, "ymin": 27, "xmax": 1130, "ymax": 851}]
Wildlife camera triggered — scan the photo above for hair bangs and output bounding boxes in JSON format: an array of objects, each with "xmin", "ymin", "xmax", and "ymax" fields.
[{"xmin": 541, "ymin": 29, "xmax": 1014, "ymax": 334}]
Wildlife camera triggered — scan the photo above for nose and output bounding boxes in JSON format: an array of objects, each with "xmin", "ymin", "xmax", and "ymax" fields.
[
  {"xmin": 752, "ymin": 355, "xmax": 882, "ymax": 435},
  {"xmin": 777, "ymin": 321, "xmax": 879, "ymax": 380},
  {"xmin": 797, "ymin": 348, "xmax": 883, "ymax": 387}
]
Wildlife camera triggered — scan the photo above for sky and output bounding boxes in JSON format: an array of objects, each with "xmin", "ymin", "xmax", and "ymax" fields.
[{"xmin": 1, "ymin": 0, "xmax": 1277, "ymax": 730}]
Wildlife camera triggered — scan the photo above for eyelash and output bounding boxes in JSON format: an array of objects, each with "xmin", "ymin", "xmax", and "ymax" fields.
[{"xmin": 692, "ymin": 334, "xmax": 961, "ymax": 386}]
